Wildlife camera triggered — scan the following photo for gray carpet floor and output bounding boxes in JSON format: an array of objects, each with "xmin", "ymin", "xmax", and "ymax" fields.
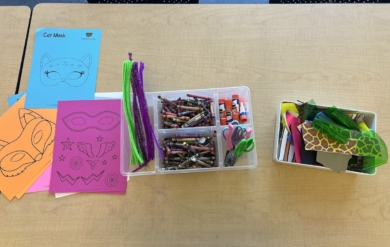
[
  {"xmin": 1, "ymin": 0, "xmax": 268, "ymax": 8},
  {"xmin": 1, "ymin": 0, "xmax": 87, "ymax": 8}
]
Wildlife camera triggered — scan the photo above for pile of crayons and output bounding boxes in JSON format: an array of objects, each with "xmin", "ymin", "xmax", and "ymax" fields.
[{"xmin": 159, "ymin": 94, "xmax": 215, "ymax": 128}]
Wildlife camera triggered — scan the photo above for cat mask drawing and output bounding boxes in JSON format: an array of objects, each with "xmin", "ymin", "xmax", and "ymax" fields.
[{"xmin": 40, "ymin": 53, "xmax": 92, "ymax": 87}]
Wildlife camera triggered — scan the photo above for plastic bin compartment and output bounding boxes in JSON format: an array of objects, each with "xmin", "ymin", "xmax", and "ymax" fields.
[
  {"xmin": 155, "ymin": 89, "xmax": 218, "ymax": 129},
  {"xmin": 120, "ymin": 92, "xmax": 157, "ymax": 176},
  {"xmin": 216, "ymin": 87, "xmax": 252, "ymax": 126},
  {"xmin": 273, "ymin": 100, "xmax": 378, "ymax": 175},
  {"xmin": 120, "ymin": 86, "xmax": 258, "ymax": 176},
  {"xmin": 219, "ymin": 124, "xmax": 257, "ymax": 169},
  {"xmin": 156, "ymin": 127, "xmax": 221, "ymax": 173}
]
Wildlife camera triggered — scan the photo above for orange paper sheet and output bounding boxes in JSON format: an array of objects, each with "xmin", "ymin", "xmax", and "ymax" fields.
[{"xmin": 0, "ymin": 95, "xmax": 56, "ymax": 201}]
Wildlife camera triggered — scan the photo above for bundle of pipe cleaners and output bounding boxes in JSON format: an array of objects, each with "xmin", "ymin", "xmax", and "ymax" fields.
[{"xmin": 122, "ymin": 53, "xmax": 163, "ymax": 172}]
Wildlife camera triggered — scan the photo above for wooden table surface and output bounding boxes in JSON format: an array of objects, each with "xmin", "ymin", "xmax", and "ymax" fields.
[
  {"xmin": 0, "ymin": 6, "xmax": 30, "ymax": 115},
  {"xmin": 6, "ymin": 4, "xmax": 390, "ymax": 247}
]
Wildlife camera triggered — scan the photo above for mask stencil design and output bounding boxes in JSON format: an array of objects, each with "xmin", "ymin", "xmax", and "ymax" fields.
[
  {"xmin": 0, "ymin": 109, "xmax": 55, "ymax": 177},
  {"xmin": 40, "ymin": 53, "xmax": 92, "ymax": 87}
]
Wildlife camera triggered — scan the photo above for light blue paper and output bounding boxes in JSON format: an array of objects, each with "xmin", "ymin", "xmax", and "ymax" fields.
[
  {"xmin": 25, "ymin": 28, "xmax": 102, "ymax": 108},
  {"xmin": 8, "ymin": 92, "xmax": 26, "ymax": 107}
]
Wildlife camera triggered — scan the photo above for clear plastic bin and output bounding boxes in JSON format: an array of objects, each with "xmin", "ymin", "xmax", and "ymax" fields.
[
  {"xmin": 273, "ymin": 100, "xmax": 377, "ymax": 175},
  {"xmin": 121, "ymin": 86, "xmax": 258, "ymax": 176}
]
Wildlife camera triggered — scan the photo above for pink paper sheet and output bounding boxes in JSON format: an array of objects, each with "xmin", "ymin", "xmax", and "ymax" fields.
[
  {"xmin": 49, "ymin": 99, "xmax": 127, "ymax": 193},
  {"xmin": 286, "ymin": 112, "xmax": 302, "ymax": 163},
  {"xmin": 26, "ymin": 165, "xmax": 51, "ymax": 193}
]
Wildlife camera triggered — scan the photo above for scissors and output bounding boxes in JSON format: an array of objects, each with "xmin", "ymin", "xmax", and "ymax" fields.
[
  {"xmin": 223, "ymin": 124, "xmax": 255, "ymax": 166},
  {"xmin": 222, "ymin": 124, "xmax": 252, "ymax": 150}
]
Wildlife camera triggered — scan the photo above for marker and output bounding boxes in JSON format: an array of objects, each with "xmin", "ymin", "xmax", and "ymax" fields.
[
  {"xmin": 239, "ymin": 97, "xmax": 247, "ymax": 123},
  {"xmin": 232, "ymin": 111, "xmax": 239, "ymax": 121},
  {"xmin": 218, "ymin": 99, "xmax": 226, "ymax": 118},
  {"xmin": 232, "ymin": 94, "xmax": 240, "ymax": 114},
  {"xmin": 221, "ymin": 117, "xmax": 227, "ymax": 125},
  {"xmin": 225, "ymin": 100, "xmax": 233, "ymax": 123}
]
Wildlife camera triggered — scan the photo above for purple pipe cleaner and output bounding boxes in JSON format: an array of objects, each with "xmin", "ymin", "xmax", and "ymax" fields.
[
  {"xmin": 137, "ymin": 62, "xmax": 164, "ymax": 159},
  {"xmin": 137, "ymin": 63, "xmax": 156, "ymax": 160},
  {"xmin": 131, "ymin": 61, "xmax": 164, "ymax": 173},
  {"xmin": 131, "ymin": 62, "xmax": 147, "ymax": 162},
  {"xmin": 134, "ymin": 63, "xmax": 153, "ymax": 163}
]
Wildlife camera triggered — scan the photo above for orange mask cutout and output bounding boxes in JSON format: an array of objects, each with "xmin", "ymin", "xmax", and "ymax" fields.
[
  {"xmin": 0, "ymin": 109, "xmax": 55, "ymax": 177},
  {"xmin": 0, "ymin": 95, "xmax": 56, "ymax": 201}
]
